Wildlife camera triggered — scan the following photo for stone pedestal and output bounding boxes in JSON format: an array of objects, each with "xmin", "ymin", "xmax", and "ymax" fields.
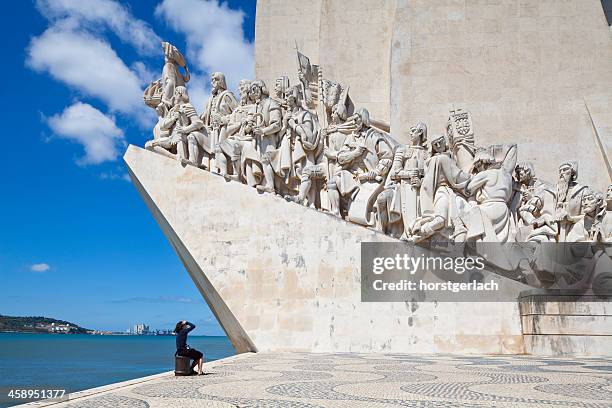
[{"xmin": 519, "ymin": 290, "xmax": 612, "ymax": 356}]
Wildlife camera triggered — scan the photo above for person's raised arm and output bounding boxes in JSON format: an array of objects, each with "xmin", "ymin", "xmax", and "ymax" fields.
[{"xmin": 183, "ymin": 321, "xmax": 196, "ymax": 333}]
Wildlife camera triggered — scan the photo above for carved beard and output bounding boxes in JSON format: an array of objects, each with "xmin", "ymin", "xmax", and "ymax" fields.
[{"xmin": 556, "ymin": 174, "xmax": 571, "ymax": 203}]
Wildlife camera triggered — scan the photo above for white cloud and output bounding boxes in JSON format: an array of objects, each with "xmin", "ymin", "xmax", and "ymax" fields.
[
  {"xmin": 184, "ymin": 73, "xmax": 210, "ymax": 115},
  {"xmin": 47, "ymin": 102, "xmax": 125, "ymax": 165},
  {"xmin": 99, "ymin": 170, "xmax": 131, "ymax": 182},
  {"xmin": 35, "ymin": 0, "xmax": 161, "ymax": 56},
  {"xmin": 27, "ymin": 27, "xmax": 146, "ymax": 116},
  {"xmin": 155, "ymin": 0, "xmax": 254, "ymax": 93},
  {"xmin": 30, "ymin": 263, "xmax": 51, "ymax": 272}
]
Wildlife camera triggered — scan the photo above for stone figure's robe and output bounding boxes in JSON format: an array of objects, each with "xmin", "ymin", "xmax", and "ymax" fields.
[
  {"xmin": 201, "ymin": 90, "xmax": 238, "ymax": 154},
  {"xmin": 337, "ymin": 128, "xmax": 393, "ymax": 196},
  {"xmin": 387, "ymin": 145, "xmax": 428, "ymax": 231},
  {"xmin": 420, "ymin": 152, "xmax": 470, "ymax": 229},
  {"xmin": 254, "ymin": 97, "xmax": 283, "ymax": 156},
  {"xmin": 463, "ymin": 144, "xmax": 517, "ymax": 243}
]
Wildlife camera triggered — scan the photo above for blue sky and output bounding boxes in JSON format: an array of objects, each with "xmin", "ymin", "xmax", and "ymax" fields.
[{"xmin": 0, "ymin": 0, "xmax": 256, "ymax": 336}]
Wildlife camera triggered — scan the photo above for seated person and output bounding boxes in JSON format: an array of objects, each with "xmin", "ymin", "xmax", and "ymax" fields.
[{"xmin": 174, "ymin": 320, "xmax": 204, "ymax": 375}]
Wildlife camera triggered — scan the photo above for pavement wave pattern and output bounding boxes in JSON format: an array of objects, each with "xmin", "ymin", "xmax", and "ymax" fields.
[{"xmin": 49, "ymin": 352, "xmax": 612, "ymax": 408}]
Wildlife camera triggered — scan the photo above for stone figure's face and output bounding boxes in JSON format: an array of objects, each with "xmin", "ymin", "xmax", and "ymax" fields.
[
  {"xmin": 431, "ymin": 138, "xmax": 446, "ymax": 153},
  {"xmin": 409, "ymin": 126, "xmax": 424, "ymax": 144},
  {"xmin": 174, "ymin": 89, "xmax": 188, "ymax": 104},
  {"xmin": 250, "ymin": 84, "xmax": 262, "ymax": 101},
  {"xmin": 516, "ymin": 166, "xmax": 532, "ymax": 184},
  {"xmin": 285, "ymin": 90, "xmax": 297, "ymax": 108},
  {"xmin": 558, "ymin": 164, "xmax": 573, "ymax": 182},
  {"xmin": 607, "ymin": 184, "xmax": 612, "ymax": 202},
  {"xmin": 582, "ymin": 192, "xmax": 598, "ymax": 215},
  {"xmin": 211, "ymin": 75, "xmax": 221, "ymax": 91}
]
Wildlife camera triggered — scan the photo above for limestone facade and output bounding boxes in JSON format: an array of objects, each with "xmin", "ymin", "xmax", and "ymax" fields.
[{"xmin": 255, "ymin": 0, "xmax": 612, "ymax": 190}]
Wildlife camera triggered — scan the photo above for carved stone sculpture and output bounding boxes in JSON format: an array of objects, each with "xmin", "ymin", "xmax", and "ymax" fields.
[
  {"xmin": 597, "ymin": 184, "xmax": 612, "ymax": 242},
  {"xmin": 377, "ymin": 122, "xmax": 428, "ymax": 238},
  {"xmin": 140, "ymin": 41, "xmax": 612, "ymax": 269},
  {"xmin": 511, "ymin": 162, "xmax": 557, "ymax": 242},
  {"xmin": 282, "ymin": 85, "xmax": 323, "ymax": 206},
  {"xmin": 145, "ymin": 86, "xmax": 204, "ymax": 165},
  {"xmin": 459, "ymin": 144, "xmax": 517, "ymax": 243},
  {"xmin": 250, "ymin": 80, "xmax": 283, "ymax": 193},
  {"xmin": 216, "ymin": 79, "xmax": 254, "ymax": 180},
  {"xmin": 411, "ymin": 136, "xmax": 470, "ymax": 241},
  {"xmin": 554, "ymin": 161, "xmax": 588, "ymax": 242},
  {"xmin": 159, "ymin": 42, "xmax": 190, "ymax": 113},
  {"xmin": 338, "ymin": 109, "xmax": 394, "ymax": 226},
  {"xmin": 201, "ymin": 72, "xmax": 238, "ymax": 171},
  {"xmin": 566, "ymin": 187, "xmax": 603, "ymax": 242}
]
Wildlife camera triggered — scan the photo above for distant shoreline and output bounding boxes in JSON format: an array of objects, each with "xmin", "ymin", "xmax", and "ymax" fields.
[{"xmin": 0, "ymin": 331, "xmax": 226, "ymax": 337}]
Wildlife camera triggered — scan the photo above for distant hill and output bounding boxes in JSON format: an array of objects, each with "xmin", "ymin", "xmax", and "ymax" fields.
[{"xmin": 0, "ymin": 315, "xmax": 91, "ymax": 334}]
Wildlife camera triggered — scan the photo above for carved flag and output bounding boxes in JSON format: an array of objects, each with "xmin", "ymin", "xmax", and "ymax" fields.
[{"xmin": 297, "ymin": 50, "xmax": 315, "ymax": 84}]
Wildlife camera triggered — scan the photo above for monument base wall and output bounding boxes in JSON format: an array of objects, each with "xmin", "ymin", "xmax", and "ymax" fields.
[
  {"xmin": 125, "ymin": 145, "xmax": 533, "ymax": 354},
  {"xmin": 519, "ymin": 291, "xmax": 612, "ymax": 356}
]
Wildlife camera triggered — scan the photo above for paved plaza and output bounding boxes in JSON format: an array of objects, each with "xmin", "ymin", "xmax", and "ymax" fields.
[{"xmin": 27, "ymin": 352, "xmax": 612, "ymax": 408}]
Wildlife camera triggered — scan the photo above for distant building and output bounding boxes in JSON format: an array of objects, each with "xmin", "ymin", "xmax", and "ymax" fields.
[
  {"xmin": 133, "ymin": 323, "xmax": 149, "ymax": 335},
  {"xmin": 35, "ymin": 322, "xmax": 72, "ymax": 333}
]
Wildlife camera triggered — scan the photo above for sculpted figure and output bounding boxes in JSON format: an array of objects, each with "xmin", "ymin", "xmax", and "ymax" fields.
[
  {"xmin": 143, "ymin": 42, "xmax": 190, "ymax": 142},
  {"xmin": 160, "ymin": 42, "xmax": 190, "ymax": 113},
  {"xmin": 250, "ymin": 80, "xmax": 283, "ymax": 193},
  {"xmin": 411, "ymin": 136, "xmax": 470, "ymax": 241},
  {"xmin": 595, "ymin": 184, "xmax": 612, "ymax": 242},
  {"xmin": 145, "ymin": 86, "xmax": 204, "ymax": 165},
  {"xmin": 217, "ymin": 79, "xmax": 254, "ymax": 180},
  {"xmin": 321, "ymin": 92, "xmax": 353, "ymax": 216},
  {"xmin": 282, "ymin": 86, "xmax": 323, "ymax": 206},
  {"xmin": 447, "ymin": 109, "xmax": 476, "ymax": 173},
  {"xmin": 566, "ymin": 188, "xmax": 604, "ymax": 242},
  {"xmin": 554, "ymin": 161, "xmax": 588, "ymax": 242},
  {"xmin": 460, "ymin": 144, "xmax": 517, "ymax": 242},
  {"xmin": 201, "ymin": 72, "xmax": 238, "ymax": 170},
  {"xmin": 338, "ymin": 109, "xmax": 394, "ymax": 226},
  {"xmin": 377, "ymin": 122, "xmax": 428, "ymax": 238},
  {"xmin": 511, "ymin": 162, "xmax": 556, "ymax": 242}
]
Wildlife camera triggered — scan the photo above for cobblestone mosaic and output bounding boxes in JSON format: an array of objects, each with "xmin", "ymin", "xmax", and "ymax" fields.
[{"xmin": 36, "ymin": 352, "xmax": 612, "ymax": 408}]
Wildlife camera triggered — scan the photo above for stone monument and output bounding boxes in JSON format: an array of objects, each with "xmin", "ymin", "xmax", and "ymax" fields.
[{"xmin": 126, "ymin": 1, "xmax": 612, "ymax": 356}]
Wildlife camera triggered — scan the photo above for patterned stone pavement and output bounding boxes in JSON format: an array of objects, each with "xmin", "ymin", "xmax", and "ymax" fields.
[{"xmin": 27, "ymin": 352, "xmax": 612, "ymax": 408}]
